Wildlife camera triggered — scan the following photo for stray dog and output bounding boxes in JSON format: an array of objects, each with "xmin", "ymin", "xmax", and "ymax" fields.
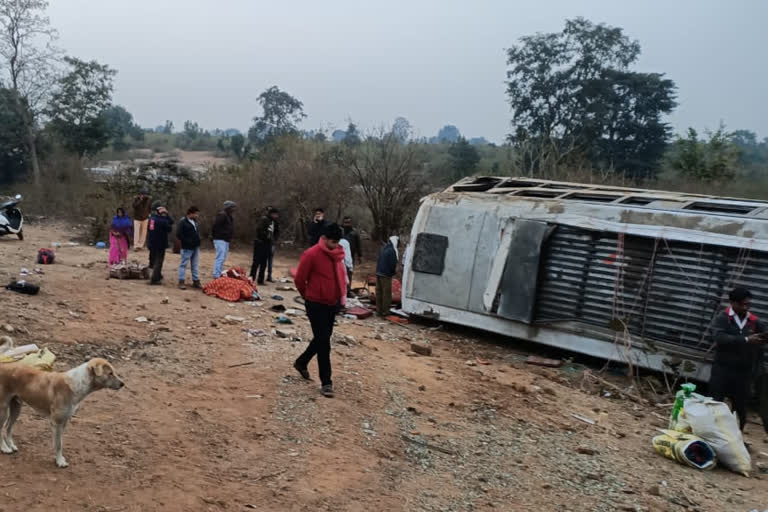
[{"xmin": 0, "ymin": 358, "xmax": 124, "ymax": 467}]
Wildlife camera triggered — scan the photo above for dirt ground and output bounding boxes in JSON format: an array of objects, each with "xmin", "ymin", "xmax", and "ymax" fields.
[{"xmin": 0, "ymin": 221, "xmax": 767, "ymax": 512}]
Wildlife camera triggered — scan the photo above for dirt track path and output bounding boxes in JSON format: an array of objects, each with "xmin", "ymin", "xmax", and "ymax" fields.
[{"xmin": 0, "ymin": 222, "xmax": 767, "ymax": 511}]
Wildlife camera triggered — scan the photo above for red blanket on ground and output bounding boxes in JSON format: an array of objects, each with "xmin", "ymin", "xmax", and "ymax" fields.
[{"xmin": 203, "ymin": 267, "xmax": 257, "ymax": 302}]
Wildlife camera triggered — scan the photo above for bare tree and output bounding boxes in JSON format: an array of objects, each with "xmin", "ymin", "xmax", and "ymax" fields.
[
  {"xmin": 0, "ymin": 0, "xmax": 60, "ymax": 186},
  {"xmin": 335, "ymin": 128, "xmax": 426, "ymax": 240}
]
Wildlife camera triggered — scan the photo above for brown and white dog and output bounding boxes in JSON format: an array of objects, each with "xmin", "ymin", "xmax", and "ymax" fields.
[{"xmin": 0, "ymin": 358, "xmax": 124, "ymax": 468}]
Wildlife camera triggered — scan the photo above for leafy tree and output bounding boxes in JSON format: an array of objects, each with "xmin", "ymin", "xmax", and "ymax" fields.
[
  {"xmin": 506, "ymin": 17, "xmax": 676, "ymax": 179},
  {"xmin": 230, "ymin": 133, "xmax": 247, "ymax": 159},
  {"xmin": 392, "ymin": 116, "xmax": 411, "ymax": 142},
  {"xmin": 435, "ymin": 125, "xmax": 460, "ymax": 143},
  {"xmin": 183, "ymin": 120, "xmax": 203, "ymax": 139},
  {"xmin": 248, "ymin": 86, "xmax": 306, "ymax": 145},
  {"xmin": 448, "ymin": 136, "xmax": 481, "ymax": 181},
  {"xmin": 667, "ymin": 125, "xmax": 740, "ymax": 182},
  {"xmin": 102, "ymin": 105, "xmax": 143, "ymax": 150},
  {"xmin": 730, "ymin": 129, "xmax": 768, "ymax": 167},
  {"xmin": 0, "ymin": 0, "xmax": 61, "ymax": 185},
  {"xmin": 342, "ymin": 122, "xmax": 361, "ymax": 147},
  {"xmin": 47, "ymin": 57, "xmax": 116, "ymax": 157},
  {"xmin": 162, "ymin": 120, "xmax": 174, "ymax": 134},
  {"xmin": 0, "ymin": 87, "xmax": 28, "ymax": 184}
]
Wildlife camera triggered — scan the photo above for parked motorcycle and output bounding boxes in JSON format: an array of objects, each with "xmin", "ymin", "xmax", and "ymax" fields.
[{"xmin": 0, "ymin": 194, "xmax": 24, "ymax": 240}]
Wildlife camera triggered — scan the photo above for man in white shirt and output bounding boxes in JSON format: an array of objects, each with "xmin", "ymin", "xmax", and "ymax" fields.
[{"xmin": 339, "ymin": 237, "xmax": 354, "ymax": 298}]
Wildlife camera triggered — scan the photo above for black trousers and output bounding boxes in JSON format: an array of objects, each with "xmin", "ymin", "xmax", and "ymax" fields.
[
  {"xmin": 148, "ymin": 248, "xmax": 166, "ymax": 283},
  {"xmin": 709, "ymin": 364, "xmax": 750, "ymax": 431},
  {"xmin": 295, "ymin": 301, "xmax": 337, "ymax": 386},
  {"xmin": 250, "ymin": 240, "xmax": 271, "ymax": 283}
]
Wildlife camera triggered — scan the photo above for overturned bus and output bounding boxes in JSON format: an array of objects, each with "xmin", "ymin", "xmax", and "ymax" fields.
[{"xmin": 402, "ymin": 177, "xmax": 768, "ymax": 380}]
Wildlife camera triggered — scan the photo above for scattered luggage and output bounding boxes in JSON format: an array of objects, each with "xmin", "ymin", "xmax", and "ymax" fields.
[{"xmin": 36, "ymin": 248, "xmax": 55, "ymax": 264}]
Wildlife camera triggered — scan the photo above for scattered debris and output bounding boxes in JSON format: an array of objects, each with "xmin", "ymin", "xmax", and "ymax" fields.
[
  {"xmin": 401, "ymin": 435, "xmax": 457, "ymax": 456},
  {"xmin": 410, "ymin": 342, "xmax": 432, "ymax": 356},
  {"xmin": 135, "ymin": 316, "xmax": 149, "ymax": 323},
  {"xmin": 246, "ymin": 328, "xmax": 268, "ymax": 337},
  {"xmin": 526, "ymin": 355, "xmax": 563, "ymax": 368},
  {"xmin": 270, "ymin": 304, "xmax": 287, "ymax": 312},
  {"xmin": 571, "ymin": 413, "xmax": 597, "ymax": 425},
  {"xmin": 271, "ymin": 295, "xmax": 284, "ymax": 301},
  {"xmin": 227, "ymin": 361, "xmax": 256, "ymax": 369},
  {"xmin": 275, "ymin": 329, "xmax": 296, "ymax": 339},
  {"xmin": 276, "ymin": 285, "xmax": 294, "ymax": 292},
  {"xmin": 275, "ymin": 316, "xmax": 293, "ymax": 324},
  {"xmin": 223, "ymin": 315, "xmax": 245, "ymax": 324},
  {"xmin": 2, "ymin": 324, "xmax": 14, "ymax": 334}
]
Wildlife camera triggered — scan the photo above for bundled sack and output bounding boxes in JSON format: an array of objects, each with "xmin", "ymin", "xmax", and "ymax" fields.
[
  {"xmin": 0, "ymin": 345, "xmax": 56, "ymax": 371},
  {"xmin": 652, "ymin": 429, "xmax": 716, "ymax": 470},
  {"xmin": 37, "ymin": 248, "xmax": 55, "ymax": 264},
  {"xmin": 681, "ymin": 395, "xmax": 751, "ymax": 476}
]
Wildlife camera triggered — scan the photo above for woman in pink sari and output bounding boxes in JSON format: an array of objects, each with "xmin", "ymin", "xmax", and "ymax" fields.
[{"xmin": 109, "ymin": 207, "xmax": 133, "ymax": 264}]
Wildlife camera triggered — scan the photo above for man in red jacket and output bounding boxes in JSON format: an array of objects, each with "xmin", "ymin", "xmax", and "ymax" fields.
[{"xmin": 293, "ymin": 223, "xmax": 348, "ymax": 398}]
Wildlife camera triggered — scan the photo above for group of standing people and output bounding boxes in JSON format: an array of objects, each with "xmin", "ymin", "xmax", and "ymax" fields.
[
  {"xmin": 112, "ymin": 192, "xmax": 241, "ymax": 288},
  {"xmin": 115, "ymin": 194, "xmax": 403, "ymax": 401}
]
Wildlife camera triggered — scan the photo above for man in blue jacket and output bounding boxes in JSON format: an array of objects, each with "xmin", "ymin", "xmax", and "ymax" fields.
[
  {"xmin": 147, "ymin": 201, "xmax": 174, "ymax": 285},
  {"xmin": 375, "ymin": 236, "xmax": 399, "ymax": 316}
]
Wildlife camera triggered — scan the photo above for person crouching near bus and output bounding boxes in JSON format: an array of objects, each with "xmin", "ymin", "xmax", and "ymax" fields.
[
  {"xmin": 710, "ymin": 286, "xmax": 768, "ymax": 431},
  {"xmin": 292, "ymin": 223, "xmax": 348, "ymax": 398}
]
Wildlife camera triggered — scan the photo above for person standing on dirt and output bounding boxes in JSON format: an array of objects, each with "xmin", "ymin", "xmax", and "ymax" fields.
[
  {"xmin": 132, "ymin": 190, "xmax": 152, "ymax": 250},
  {"xmin": 339, "ymin": 235, "xmax": 354, "ymax": 298},
  {"xmin": 250, "ymin": 207, "xmax": 279, "ymax": 285},
  {"xmin": 710, "ymin": 286, "xmax": 768, "ymax": 431},
  {"xmin": 307, "ymin": 208, "xmax": 328, "ymax": 246},
  {"xmin": 342, "ymin": 216, "xmax": 362, "ymax": 263},
  {"xmin": 264, "ymin": 205, "xmax": 280, "ymax": 283},
  {"xmin": 375, "ymin": 236, "xmax": 399, "ymax": 316},
  {"xmin": 147, "ymin": 202, "xmax": 174, "ymax": 285},
  {"xmin": 293, "ymin": 223, "xmax": 348, "ymax": 398},
  {"xmin": 176, "ymin": 206, "xmax": 202, "ymax": 290},
  {"xmin": 212, "ymin": 200, "xmax": 236, "ymax": 278}
]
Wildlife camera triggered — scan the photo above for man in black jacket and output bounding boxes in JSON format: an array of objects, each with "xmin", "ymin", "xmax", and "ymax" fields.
[
  {"xmin": 147, "ymin": 202, "xmax": 174, "ymax": 285},
  {"xmin": 176, "ymin": 206, "xmax": 201, "ymax": 290},
  {"xmin": 710, "ymin": 286, "xmax": 768, "ymax": 431},
  {"xmin": 250, "ymin": 207, "xmax": 279, "ymax": 285},
  {"xmin": 307, "ymin": 208, "xmax": 328, "ymax": 246},
  {"xmin": 265, "ymin": 205, "xmax": 280, "ymax": 282},
  {"xmin": 342, "ymin": 216, "xmax": 362, "ymax": 263},
  {"xmin": 212, "ymin": 200, "xmax": 236, "ymax": 278},
  {"xmin": 375, "ymin": 236, "xmax": 399, "ymax": 316}
]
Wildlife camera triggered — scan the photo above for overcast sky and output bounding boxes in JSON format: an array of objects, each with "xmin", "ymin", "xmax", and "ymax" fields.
[{"xmin": 49, "ymin": 0, "xmax": 767, "ymax": 143}]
